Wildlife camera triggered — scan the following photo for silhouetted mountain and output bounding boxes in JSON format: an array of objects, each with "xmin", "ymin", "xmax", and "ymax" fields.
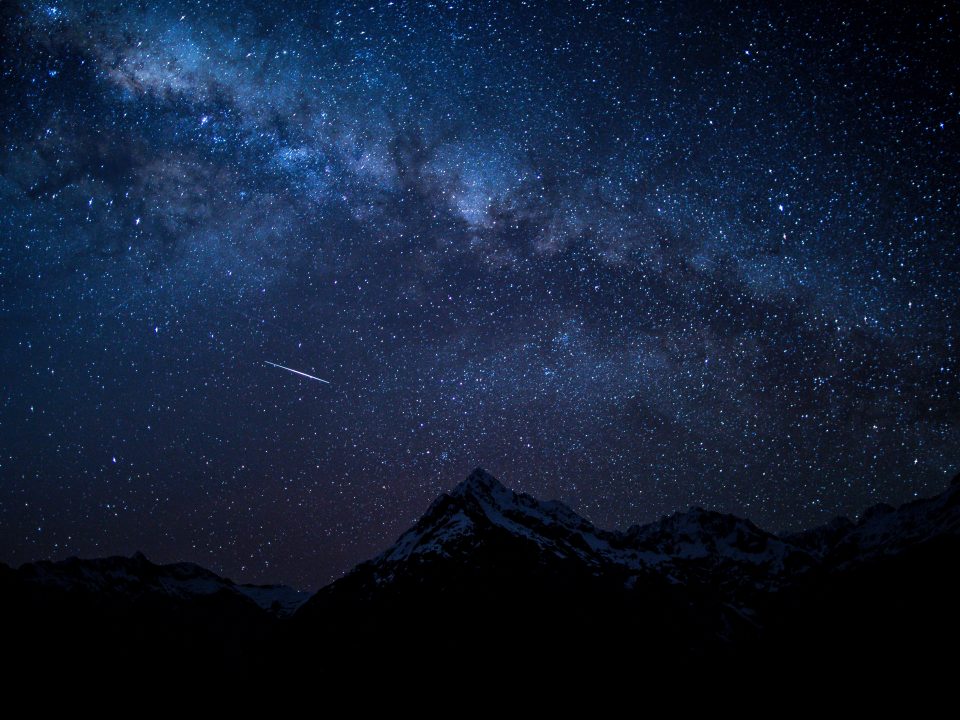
[
  {"xmin": 3, "ymin": 468, "xmax": 958, "ymax": 676},
  {"xmin": 0, "ymin": 551, "xmax": 307, "ymax": 673},
  {"xmin": 12, "ymin": 551, "xmax": 309, "ymax": 616}
]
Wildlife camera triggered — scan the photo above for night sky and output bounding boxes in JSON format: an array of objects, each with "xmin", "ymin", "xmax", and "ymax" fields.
[{"xmin": 1, "ymin": 1, "xmax": 957, "ymax": 590}]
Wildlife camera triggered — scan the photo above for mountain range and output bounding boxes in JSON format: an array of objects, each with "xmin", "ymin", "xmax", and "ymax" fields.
[{"xmin": 4, "ymin": 467, "xmax": 958, "ymax": 675}]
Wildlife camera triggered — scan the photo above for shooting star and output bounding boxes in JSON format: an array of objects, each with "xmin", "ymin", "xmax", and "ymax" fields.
[{"xmin": 264, "ymin": 360, "xmax": 330, "ymax": 384}]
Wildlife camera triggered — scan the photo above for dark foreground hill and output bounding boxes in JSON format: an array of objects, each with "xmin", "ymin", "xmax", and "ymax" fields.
[{"xmin": 3, "ymin": 467, "xmax": 959, "ymax": 676}]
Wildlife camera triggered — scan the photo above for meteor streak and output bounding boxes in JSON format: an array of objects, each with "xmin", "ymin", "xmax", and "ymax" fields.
[{"xmin": 264, "ymin": 360, "xmax": 330, "ymax": 384}]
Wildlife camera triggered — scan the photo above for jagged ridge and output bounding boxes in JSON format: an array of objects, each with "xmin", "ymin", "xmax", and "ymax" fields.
[{"xmin": 349, "ymin": 467, "xmax": 960, "ymax": 597}]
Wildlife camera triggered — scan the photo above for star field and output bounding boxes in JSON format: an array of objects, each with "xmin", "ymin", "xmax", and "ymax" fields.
[{"xmin": 1, "ymin": 0, "xmax": 958, "ymax": 588}]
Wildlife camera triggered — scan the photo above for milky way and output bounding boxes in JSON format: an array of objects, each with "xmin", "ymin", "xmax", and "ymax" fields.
[{"xmin": 1, "ymin": 0, "xmax": 958, "ymax": 588}]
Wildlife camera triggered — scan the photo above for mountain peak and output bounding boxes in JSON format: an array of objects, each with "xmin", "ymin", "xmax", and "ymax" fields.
[
  {"xmin": 452, "ymin": 467, "xmax": 508, "ymax": 498},
  {"xmin": 368, "ymin": 468, "xmax": 605, "ymax": 571}
]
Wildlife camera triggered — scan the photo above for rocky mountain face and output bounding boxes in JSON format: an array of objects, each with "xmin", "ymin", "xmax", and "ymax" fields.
[{"xmin": 3, "ymin": 467, "xmax": 958, "ymax": 673}]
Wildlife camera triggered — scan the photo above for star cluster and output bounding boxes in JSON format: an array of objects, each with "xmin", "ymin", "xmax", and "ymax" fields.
[{"xmin": 1, "ymin": 0, "xmax": 957, "ymax": 588}]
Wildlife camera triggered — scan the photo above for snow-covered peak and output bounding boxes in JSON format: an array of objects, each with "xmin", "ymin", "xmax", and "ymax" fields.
[
  {"xmin": 625, "ymin": 506, "xmax": 812, "ymax": 580},
  {"xmin": 449, "ymin": 466, "xmax": 594, "ymax": 533},
  {"xmin": 449, "ymin": 466, "xmax": 518, "ymax": 513},
  {"xmin": 452, "ymin": 466, "xmax": 506, "ymax": 498},
  {"xmin": 371, "ymin": 469, "xmax": 615, "ymax": 573}
]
